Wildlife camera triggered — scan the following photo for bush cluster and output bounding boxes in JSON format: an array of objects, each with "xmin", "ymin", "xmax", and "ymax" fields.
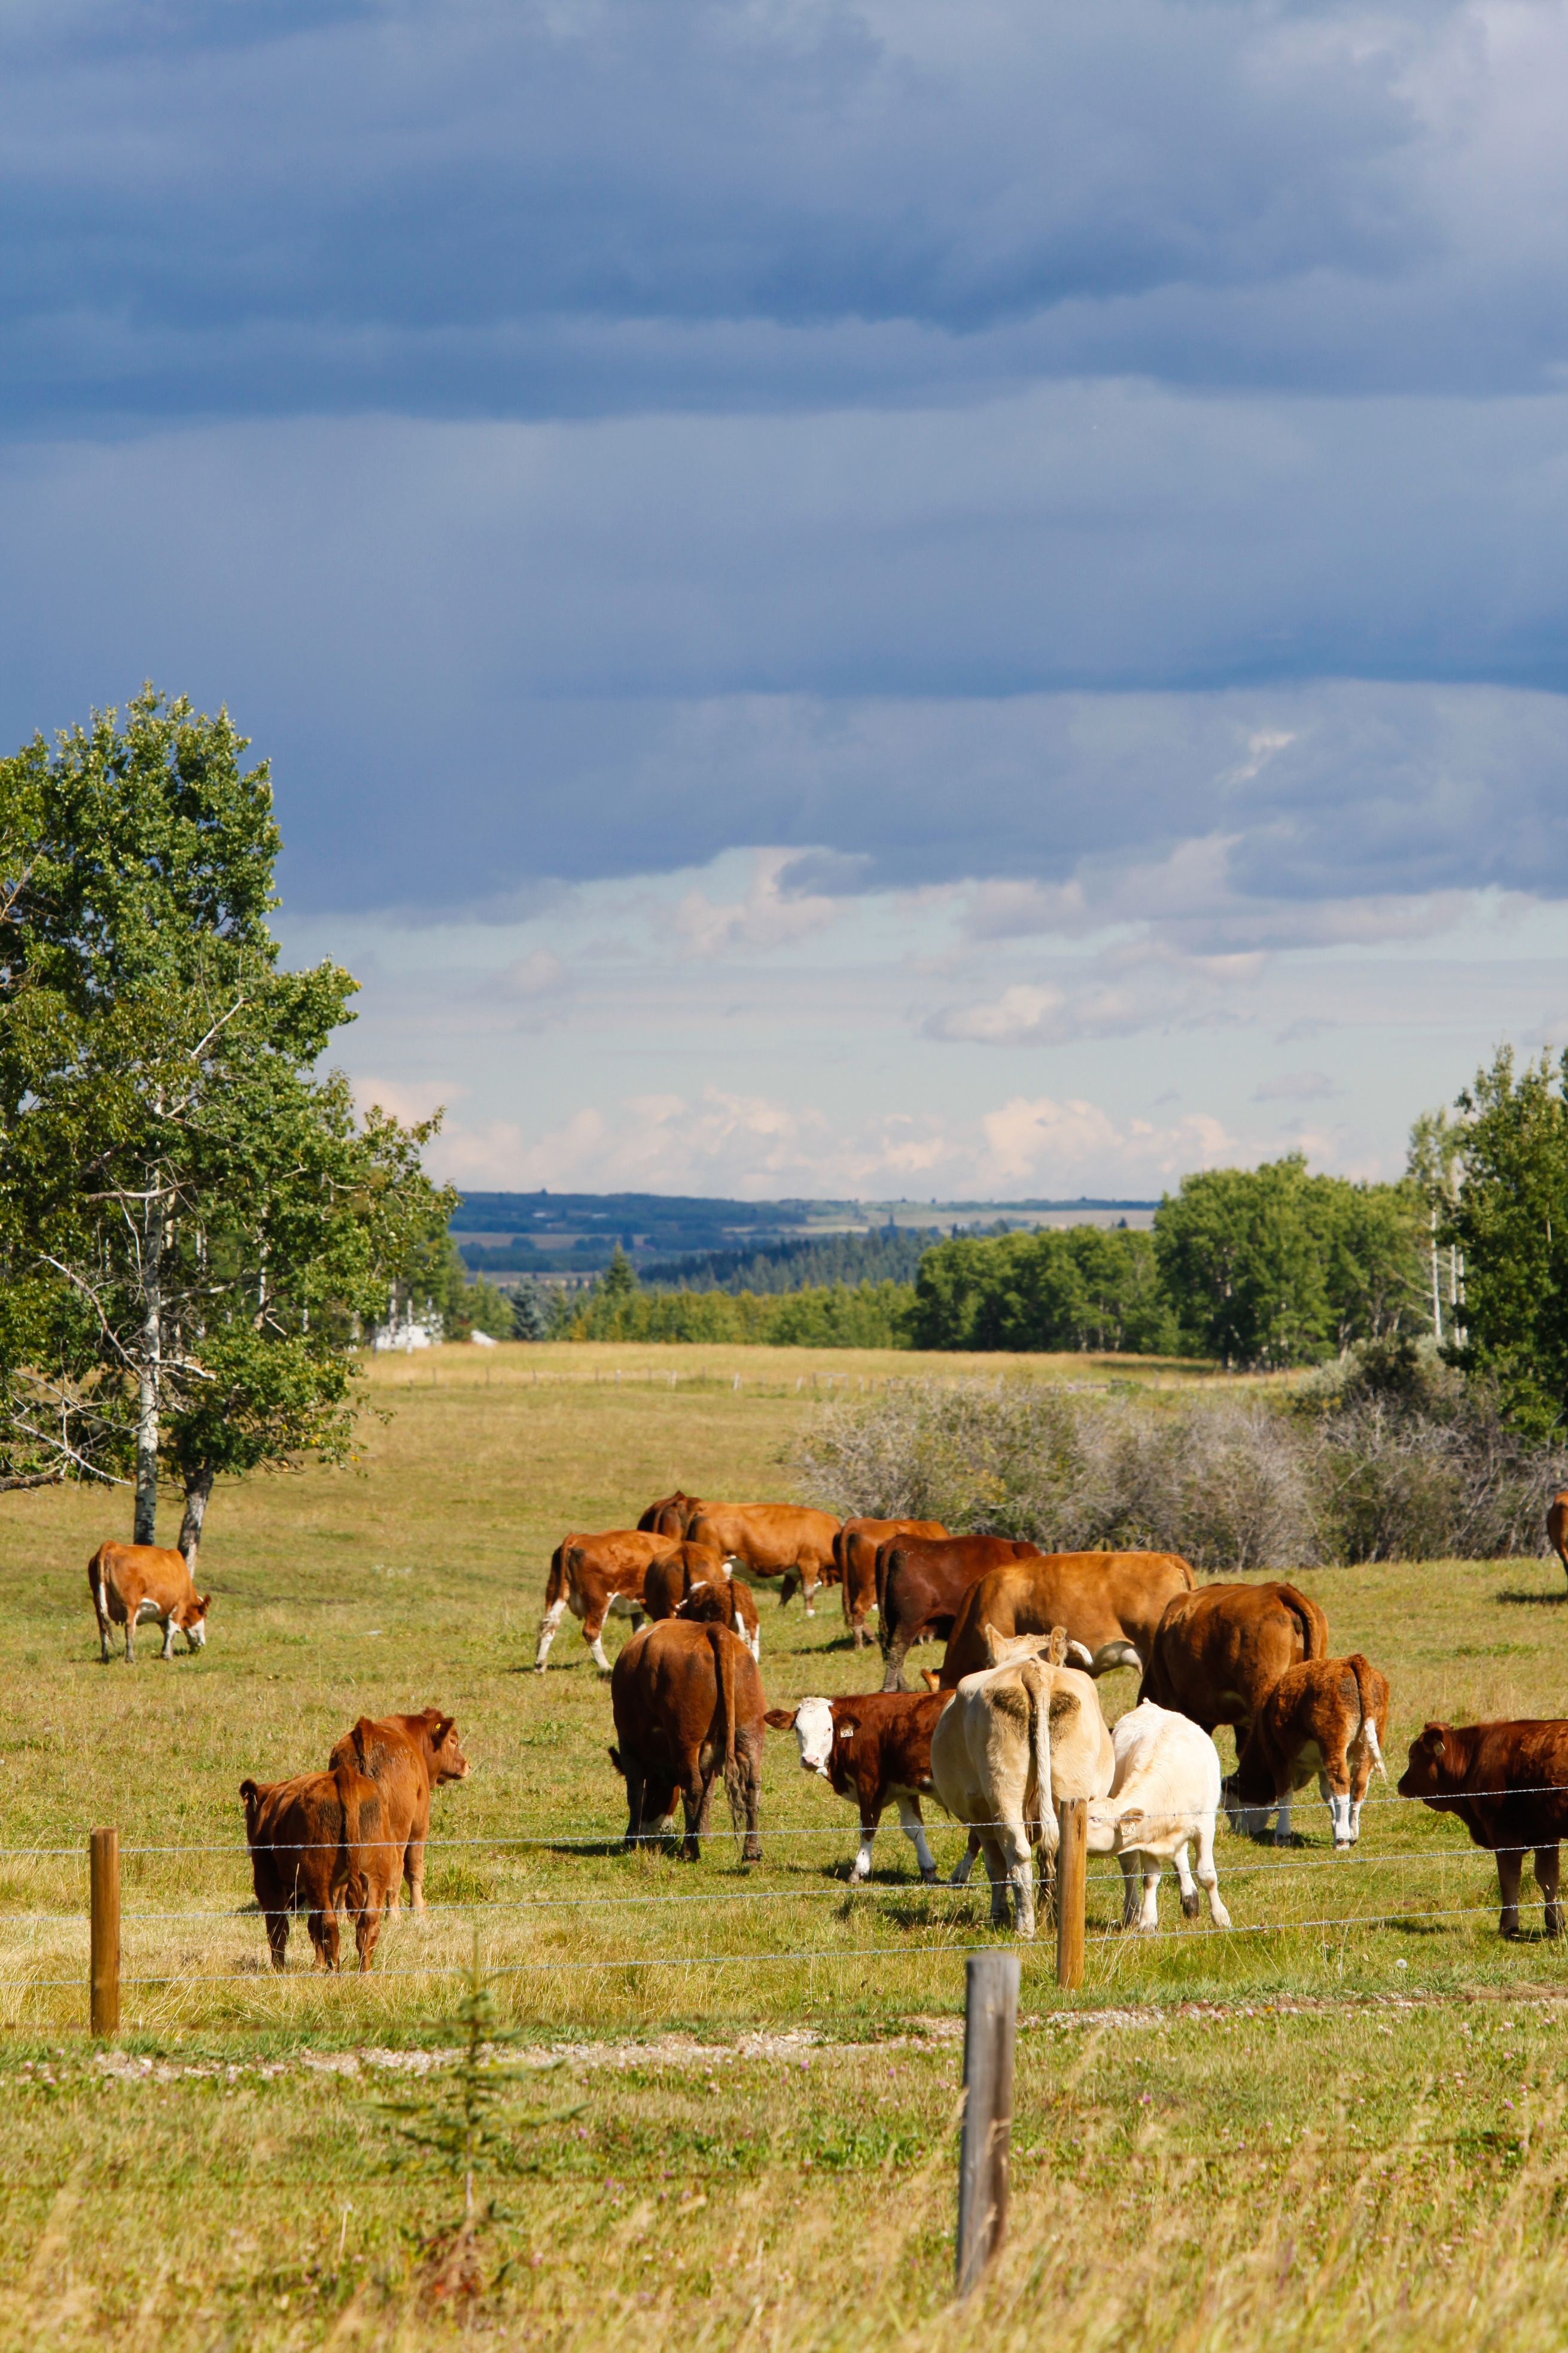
[{"xmin": 792, "ymin": 1343, "xmax": 1567, "ymax": 1568}]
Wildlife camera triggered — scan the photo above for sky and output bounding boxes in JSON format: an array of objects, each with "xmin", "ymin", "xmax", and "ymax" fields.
[{"xmin": 3, "ymin": 0, "xmax": 1566, "ymax": 1201}]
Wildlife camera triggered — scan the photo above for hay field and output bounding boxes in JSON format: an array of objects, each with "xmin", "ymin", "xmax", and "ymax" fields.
[{"xmin": 2, "ymin": 1341, "xmax": 1567, "ymax": 2348}]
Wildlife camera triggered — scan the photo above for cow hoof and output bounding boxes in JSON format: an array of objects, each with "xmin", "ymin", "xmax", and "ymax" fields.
[
  {"xmin": 921, "ymin": 1868, "xmax": 937, "ymax": 1886},
  {"xmin": 1180, "ymin": 1892, "xmax": 1200, "ymax": 1920},
  {"xmin": 1333, "ymin": 1840, "xmax": 1352, "ymax": 1853}
]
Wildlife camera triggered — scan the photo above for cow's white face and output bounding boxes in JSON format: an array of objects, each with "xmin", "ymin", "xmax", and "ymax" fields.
[
  {"xmin": 792, "ymin": 1697, "xmax": 835, "ymax": 1779},
  {"xmin": 185, "ymin": 1619, "xmax": 207, "ymax": 1650}
]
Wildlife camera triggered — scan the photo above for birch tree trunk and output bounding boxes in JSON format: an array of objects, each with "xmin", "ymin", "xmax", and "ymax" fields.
[
  {"xmin": 177, "ymin": 1466, "xmax": 214, "ymax": 1576},
  {"xmin": 133, "ymin": 1193, "xmax": 163, "ymax": 1545}
]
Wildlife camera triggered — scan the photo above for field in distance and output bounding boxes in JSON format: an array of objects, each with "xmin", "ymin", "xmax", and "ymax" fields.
[{"xmin": 1, "ymin": 1344, "xmax": 1565, "ymax": 2348}]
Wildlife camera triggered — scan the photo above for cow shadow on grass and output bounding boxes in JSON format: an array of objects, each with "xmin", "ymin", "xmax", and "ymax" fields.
[{"xmin": 1494, "ymin": 1589, "xmax": 1567, "ymax": 1607}]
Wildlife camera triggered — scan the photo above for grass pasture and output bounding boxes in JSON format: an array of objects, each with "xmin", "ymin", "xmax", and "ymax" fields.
[{"xmin": 2, "ymin": 1340, "xmax": 1568, "ymax": 2348}]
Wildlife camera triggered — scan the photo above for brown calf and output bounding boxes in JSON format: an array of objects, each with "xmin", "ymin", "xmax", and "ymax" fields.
[
  {"xmin": 765, "ymin": 1689, "xmax": 954, "ymax": 1883},
  {"xmin": 327, "ymin": 1708, "xmax": 469, "ymax": 1913},
  {"xmin": 239, "ymin": 1758, "xmax": 398, "ymax": 1971},
  {"xmin": 89, "ymin": 1542, "xmax": 210, "ymax": 1663},
  {"xmin": 1138, "ymin": 1580, "xmax": 1329, "ymax": 1747},
  {"xmin": 608, "ymin": 1620, "xmax": 765, "ymax": 1861},
  {"xmin": 877, "ymin": 1534, "xmax": 1040, "ymax": 1691},
  {"xmin": 535, "ymin": 1528, "xmax": 672, "ymax": 1671},
  {"xmin": 939, "ymin": 1550, "xmax": 1195, "ymax": 1688},
  {"xmin": 1399, "ymin": 1719, "xmax": 1568, "ymax": 1938},
  {"xmin": 641, "ymin": 1543, "xmax": 729, "ymax": 1621},
  {"xmin": 836, "ymin": 1518, "xmax": 948, "ymax": 1649},
  {"xmin": 1224, "ymin": 1655, "xmax": 1390, "ymax": 1848}
]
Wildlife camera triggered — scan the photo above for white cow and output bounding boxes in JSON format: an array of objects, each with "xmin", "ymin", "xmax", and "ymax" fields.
[
  {"xmin": 1086, "ymin": 1701, "xmax": 1232, "ymax": 1932},
  {"xmin": 930, "ymin": 1628, "xmax": 1114, "ymax": 1938}
]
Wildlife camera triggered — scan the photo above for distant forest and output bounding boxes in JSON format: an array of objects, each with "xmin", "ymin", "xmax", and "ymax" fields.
[{"xmin": 639, "ymin": 1227, "xmax": 937, "ymax": 1293}]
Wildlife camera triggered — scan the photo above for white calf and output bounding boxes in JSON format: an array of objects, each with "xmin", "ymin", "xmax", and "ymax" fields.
[{"xmin": 1086, "ymin": 1702, "xmax": 1232, "ymax": 1932}]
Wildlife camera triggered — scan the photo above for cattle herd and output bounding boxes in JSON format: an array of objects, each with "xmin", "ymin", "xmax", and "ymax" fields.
[{"xmin": 81, "ymin": 1483, "xmax": 1568, "ymax": 1970}]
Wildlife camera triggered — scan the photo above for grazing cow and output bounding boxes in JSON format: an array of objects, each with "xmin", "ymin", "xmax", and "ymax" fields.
[
  {"xmin": 1549, "ymin": 1490, "xmax": 1568, "ymax": 1589},
  {"xmin": 1138, "ymin": 1581, "xmax": 1329, "ymax": 1748},
  {"xmin": 1224, "ymin": 1655, "xmax": 1390, "ymax": 1849},
  {"xmin": 327, "ymin": 1708, "xmax": 470, "ymax": 1913},
  {"xmin": 641, "ymin": 1542, "xmax": 729, "ymax": 1616},
  {"xmin": 638, "ymin": 1490, "xmax": 705, "ymax": 1537},
  {"xmin": 1399, "ymin": 1719, "xmax": 1568, "ymax": 1939},
  {"xmin": 239, "ymin": 1757, "xmax": 398, "ymax": 1971},
  {"xmin": 930, "ymin": 1628, "xmax": 1114, "ymax": 1938},
  {"xmin": 608, "ymin": 1620, "xmax": 765, "ymax": 1861},
  {"xmin": 836, "ymin": 1518, "xmax": 949, "ymax": 1649},
  {"xmin": 89, "ymin": 1542, "xmax": 210, "ymax": 1663},
  {"xmin": 878, "ymin": 1534, "xmax": 1040, "ymax": 1691},
  {"xmin": 938, "ymin": 1550, "xmax": 1196, "ymax": 1688},
  {"xmin": 683, "ymin": 1504, "xmax": 841, "ymax": 1614},
  {"xmin": 535, "ymin": 1529, "xmax": 673, "ymax": 1671},
  {"xmin": 1086, "ymin": 1702, "xmax": 1232, "ymax": 1931},
  {"xmin": 765, "ymin": 1689, "xmax": 954, "ymax": 1883},
  {"xmin": 676, "ymin": 1570, "xmax": 761, "ymax": 1661}
]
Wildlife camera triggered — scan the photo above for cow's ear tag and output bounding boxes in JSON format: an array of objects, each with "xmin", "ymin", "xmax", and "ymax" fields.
[{"xmin": 839, "ymin": 1717, "xmax": 860, "ymax": 1741}]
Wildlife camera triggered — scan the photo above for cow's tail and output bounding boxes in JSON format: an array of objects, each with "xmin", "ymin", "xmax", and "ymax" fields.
[
  {"xmin": 1277, "ymin": 1582, "xmax": 1328, "ymax": 1661},
  {"xmin": 1021, "ymin": 1662, "xmax": 1057, "ymax": 1860},
  {"xmin": 543, "ymin": 1544, "xmax": 566, "ymax": 1610},
  {"xmin": 1352, "ymin": 1654, "xmax": 1389, "ymax": 1780},
  {"xmin": 835, "ymin": 1527, "xmax": 852, "ymax": 1625},
  {"xmin": 708, "ymin": 1624, "xmax": 745, "ymax": 1834}
]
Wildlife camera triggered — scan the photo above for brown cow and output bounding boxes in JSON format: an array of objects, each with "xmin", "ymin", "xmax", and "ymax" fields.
[
  {"xmin": 765, "ymin": 1689, "xmax": 954, "ymax": 1883},
  {"xmin": 1223, "ymin": 1655, "xmax": 1390, "ymax": 1848},
  {"xmin": 608, "ymin": 1619, "xmax": 765, "ymax": 1860},
  {"xmin": 1549, "ymin": 1489, "xmax": 1568, "ymax": 1589},
  {"xmin": 937, "ymin": 1551, "xmax": 1195, "ymax": 1689},
  {"xmin": 676, "ymin": 1570, "xmax": 761, "ymax": 1661},
  {"xmin": 836, "ymin": 1518, "xmax": 949, "ymax": 1649},
  {"xmin": 1399, "ymin": 1719, "xmax": 1568, "ymax": 1938},
  {"xmin": 327, "ymin": 1709, "xmax": 470, "ymax": 1913},
  {"xmin": 239, "ymin": 1757, "xmax": 398, "ymax": 1971},
  {"xmin": 683, "ymin": 1504, "xmax": 841, "ymax": 1614},
  {"xmin": 534, "ymin": 1529, "xmax": 673, "ymax": 1671},
  {"xmin": 641, "ymin": 1543, "xmax": 730, "ymax": 1621},
  {"xmin": 89, "ymin": 1542, "xmax": 210, "ymax": 1662},
  {"xmin": 877, "ymin": 1534, "xmax": 1041, "ymax": 1691},
  {"xmin": 638, "ymin": 1490, "xmax": 706, "ymax": 1537},
  {"xmin": 1138, "ymin": 1581, "xmax": 1329, "ymax": 1749}
]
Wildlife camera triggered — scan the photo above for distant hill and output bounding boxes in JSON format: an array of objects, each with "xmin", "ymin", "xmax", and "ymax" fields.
[{"xmin": 451, "ymin": 1190, "xmax": 1156, "ymax": 1279}]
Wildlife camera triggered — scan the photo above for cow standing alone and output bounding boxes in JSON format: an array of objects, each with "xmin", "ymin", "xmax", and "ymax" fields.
[
  {"xmin": 89, "ymin": 1543, "xmax": 210, "ymax": 1662},
  {"xmin": 766, "ymin": 1689, "xmax": 952, "ymax": 1883},
  {"xmin": 1399, "ymin": 1719, "xmax": 1568, "ymax": 1938}
]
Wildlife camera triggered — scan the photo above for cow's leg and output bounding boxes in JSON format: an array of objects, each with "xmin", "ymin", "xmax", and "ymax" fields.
[
  {"xmin": 354, "ymin": 1883, "xmax": 382, "ymax": 1971},
  {"xmin": 1171, "ymin": 1841, "xmax": 1199, "ymax": 1920},
  {"xmin": 534, "ymin": 1598, "xmax": 567, "ymax": 1670},
  {"xmin": 948, "ymin": 1831, "xmax": 981, "ymax": 1887},
  {"xmin": 404, "ymin": 1832, "xmax": 426, "ymax": 1914},
  {"xmin": 976, "ymin": 1835, "xmax": 1010, "ymax": 1925},
  {"xmin": 850, "ymin": 1804, "xmax": 879, "ymax": 1883},
  {"xmin": 1536, "ymin": 1844, "xmax": 1563, "ymax": 1938},
  {"xmin": 739, "ymin": 1749, "xmax": 763, "ymax": 1865},
  {"xmin": 124, "ymin": 1613, "xmax": 136, "ymax": 1663},
  {"xmin": 1273, "ymin": 1793, "xmax": 1293, "ymax": 1847},
  {"xmin": 621, "ymin": 1762, "xmax": 647, "ymax": 1850},
  {"xmin": 1001, "ymin": 1825, "xmax": 1036, "ymax": 1939},
  {"xmin": 1195, "ymin": 1816, "xmax": 1232, "ymax": 1929},
  {"xmin": 308, "ymin": 1904, "xmax": 339, "ymax": 1971},
  {"xmin": 880, "ymin": 1629, "xmax": 911, "ymax": 1694},
  {"xmin": 584, "ymin": 1608, "xmax": 611, "ymax": 1673},
  {"xmin": 1118, "ymin": 1852, "xmax": 1141, "ymax": 1928},
  {"xmin": 680, "ymin": 1768, "xmax": 707, "ymax": 1862},
  {"xmin": 263, "ymin": 1908, "xmax": 289, "ymax": 1970},
  {"xmin": 1497, "ymin": 1844, "xmax": 1524, "ymax": 1938},
  {"xmin": 95, "ymin": 1582, "xmax": 112, "ymax": 1663},
  {"xmin": 159, "ymin": 1612, "xmax": 177, "ymax": 1661},
  {"xmin": 1137, "ymin": 1862, "xmax": 1162, "ymax": 1932},
  {"xmin": 897, "ymin": 1796, "xmax": 938, "ymax": 1884}
]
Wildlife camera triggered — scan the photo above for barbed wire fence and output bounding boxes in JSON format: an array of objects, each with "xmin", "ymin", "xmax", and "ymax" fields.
[{"xmin": 2, "ymin": 1782, "xmax": 1564, "ymax": 2014}]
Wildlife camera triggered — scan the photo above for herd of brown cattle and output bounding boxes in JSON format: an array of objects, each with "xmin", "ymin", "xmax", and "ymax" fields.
[
  {"xmin": 536, "ymin": 1487, "xmax": 1568, "ymax": 1946},
  {"xmin": 81, "ymin": 1483, "xmax": 1568, "ymax": 1966}
]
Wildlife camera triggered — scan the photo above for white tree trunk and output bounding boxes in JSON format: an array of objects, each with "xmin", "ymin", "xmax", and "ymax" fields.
[
  {"xmin": 133, "ymin": 1194, "xmax": 163, "ymax": 1545},
  {"xmin": 177, "ymin": 1466, "xmax": 214, "ymax": 1574}
]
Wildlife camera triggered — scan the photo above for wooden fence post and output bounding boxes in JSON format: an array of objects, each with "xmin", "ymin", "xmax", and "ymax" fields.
[
  {"xmin": 90, "ymin": 1826, "xmax": 120, "ymax": 2036},
  {"xmin": 1056, "ymin": 1796, "xmax": 1087, "ymax": 1990},
  {"xmin": 955, "ymin": 1950, "xmax": 1020, "ymax": 2297}
]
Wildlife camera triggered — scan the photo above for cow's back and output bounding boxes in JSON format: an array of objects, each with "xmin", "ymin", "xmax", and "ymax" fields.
[
  {"xmin": 1141, "ymin": 1580, "xmax": 1326, "ymax": 1732},
  {"xmin": 90, "ymin": 1540, "xmax": 195, "ymax": 1616},
  {"xmin": 939, "ymin": 1549, "xmax": 1193, "ymax": 1686}
]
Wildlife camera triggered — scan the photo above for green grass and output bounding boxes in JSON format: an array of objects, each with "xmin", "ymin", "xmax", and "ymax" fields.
[{"xmin": 2, "ymin": 1340, "xmax": 1567, "ymax": 2345}]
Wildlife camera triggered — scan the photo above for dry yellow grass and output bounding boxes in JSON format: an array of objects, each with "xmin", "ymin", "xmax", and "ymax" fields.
[{"xmin": 1, "ymin": 1342, "xmax": 1566, "ymax": 2345}]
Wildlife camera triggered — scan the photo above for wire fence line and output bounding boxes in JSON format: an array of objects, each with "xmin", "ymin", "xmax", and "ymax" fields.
[{"xmin": 4, "ymin": 1780, "xmax": 1568, "ymax": 1860}]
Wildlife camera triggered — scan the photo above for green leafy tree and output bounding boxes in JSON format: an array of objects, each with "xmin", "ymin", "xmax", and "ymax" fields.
[
  {"xmin": 0, "ymin": 687, "xmax": 447, "ymax": 1552},
  {"xmin": 1441, "ymin": 1046, "xmax": 1568, "ymax": 1440}
]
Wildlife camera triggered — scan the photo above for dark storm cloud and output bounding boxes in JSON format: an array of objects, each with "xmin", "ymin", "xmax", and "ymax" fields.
[{"xmin": 3, "ymin": 0, "xmax": 1564, "ymax": 424}]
